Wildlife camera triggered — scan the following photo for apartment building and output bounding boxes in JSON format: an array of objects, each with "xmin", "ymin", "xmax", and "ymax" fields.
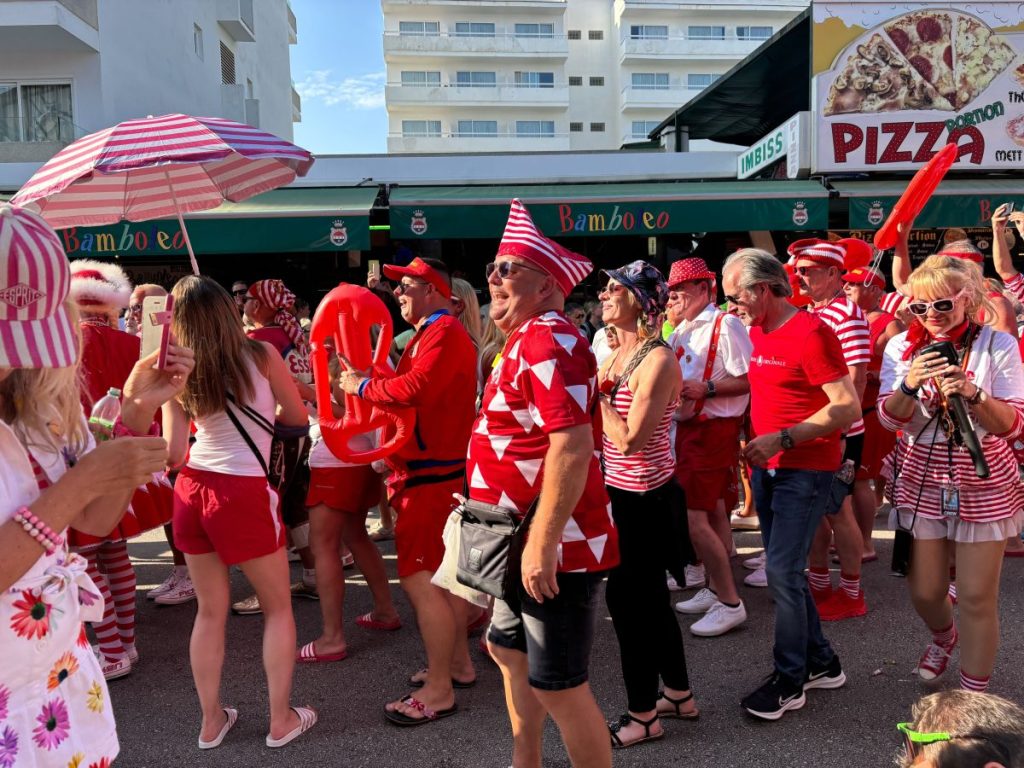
[
  {"xmin": 382, "ymin": 0, "xmax": 808, "ymax": 153},
  {"xmin": 0, "ymin": 0, "xmax": 301, "ymax": 165}
]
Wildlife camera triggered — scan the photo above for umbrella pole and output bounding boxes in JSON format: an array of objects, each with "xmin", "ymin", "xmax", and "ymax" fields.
[{"xmin": 163, "ymin": 169, "xmax": 200, "ymax": 275}]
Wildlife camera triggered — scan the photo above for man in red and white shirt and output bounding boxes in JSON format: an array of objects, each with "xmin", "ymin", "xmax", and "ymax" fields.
[
  {"xmin": 789, "ymin": 238, "xmax": 871, "ymax": 622},
  {"xmin": 470, "ymin": 199, "xmax": 617, "ymax": 768},
  {"xmin": 666, "ymin": 258, "xmax": 752, "ymax": 637}
]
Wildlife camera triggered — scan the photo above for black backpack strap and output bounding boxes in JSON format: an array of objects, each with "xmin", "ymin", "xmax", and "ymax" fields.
[{"xmin": 224, "ymin": 401, "xmax": 270, "ymax": 478}]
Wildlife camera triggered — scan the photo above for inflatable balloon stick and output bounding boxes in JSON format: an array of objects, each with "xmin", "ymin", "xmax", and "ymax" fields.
[{"xmin": 309, "ymin": 282, "xmax": 415, "ymax": 463}]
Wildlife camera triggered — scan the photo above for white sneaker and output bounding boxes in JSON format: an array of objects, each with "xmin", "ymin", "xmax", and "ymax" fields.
[
  {"xmin": 154, "ymin": 575, "xmax": 196, "ymax": 605},
  {"xmin": 731, "ymin": 513, "xmax": 760, "ymax": 531},
  {"xmin": 691, "ymin": 601, "xmax": 747, "ymax": 637},
  {"xmin": 743, "ymin": 552, "xmax": 766, "ymax": 570},
  {"xmin": 684, "ymin": 563, "xmax": 706, "ymax": 589},
  {"xmin": 147, "ymin": 570, "xmax": 180, "ymax": 600},
  {"xmin": 675, "ymin": 587, "xmax": 718, "ymax": 615},
  {"xmin": 744, "ymin": 567, "xmax": 768, "ymax": 588},
  {"xmin": 666, "ymin": 574, "xmax": 683, "ymax": 592},
  {"xmin": 98, "ymin": 653, "xmax": 132, "ymax": 681}
]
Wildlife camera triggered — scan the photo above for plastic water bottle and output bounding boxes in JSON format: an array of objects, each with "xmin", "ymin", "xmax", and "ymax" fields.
[{"xmin": 89, "ymin": 387, "xmax": 121, "ymax": 442}]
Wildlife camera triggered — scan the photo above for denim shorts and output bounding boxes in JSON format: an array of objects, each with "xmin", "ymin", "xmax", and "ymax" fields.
[{"xmin": 488, "ymin": 571, "xmax": 606, "ymax": 691}]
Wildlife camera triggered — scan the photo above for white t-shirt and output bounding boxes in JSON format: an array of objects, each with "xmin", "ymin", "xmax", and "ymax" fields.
[{"xmin": 308, "ymin": 418, "xmax": 379, "ymax": 469}]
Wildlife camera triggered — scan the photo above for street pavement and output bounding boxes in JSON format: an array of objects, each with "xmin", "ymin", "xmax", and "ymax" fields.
[{"xmin": 112, "ymin": 522, "xmax": 1024, "ymax": 767}]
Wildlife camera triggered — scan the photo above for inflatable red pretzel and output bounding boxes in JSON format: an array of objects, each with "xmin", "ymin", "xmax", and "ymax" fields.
[{"xmin": 309, "ymin": 282, "xmax": 415, "ymax": 463}]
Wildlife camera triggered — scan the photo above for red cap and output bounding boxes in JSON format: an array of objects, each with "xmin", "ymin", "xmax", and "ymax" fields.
[
  {"xmin": 841, "ymin": 266, "xmax": 885, "ymax": 291},
  {"xmin": 498, "ymin": 199, "xmax": 592, "ymax": 296},
  {"xmin": 667, "ymin": 258, "xmax": 715, "ymax": 288},
  {"xmin": 383, "ymin": 257, "xmax": 452, "ymax": 299},
  {"xmin": 837, "ymin": 237, "xmax": 873, "ymax": 270}
]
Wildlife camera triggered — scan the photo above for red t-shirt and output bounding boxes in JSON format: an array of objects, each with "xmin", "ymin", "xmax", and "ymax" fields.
[
  {"xmin": 466, "ymin": 311, "xmax": 618, "ymax": 574},
  {"xmin": 247, "ymin": 325, "xmax": 312, "ymax": 384},
  {"xmin": 748, "ymin": 311, "xmax": 849, "ymax": 472}
]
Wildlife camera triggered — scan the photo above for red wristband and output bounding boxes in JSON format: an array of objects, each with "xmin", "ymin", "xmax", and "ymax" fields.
[{"xmin": 113, "ymin": 416, "xmax": 159, "ymax": 438}]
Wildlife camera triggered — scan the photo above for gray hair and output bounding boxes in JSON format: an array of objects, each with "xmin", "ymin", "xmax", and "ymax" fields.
[{"xmin": 723, "ymin": 248, "xmax": 792, "ymax": 298}]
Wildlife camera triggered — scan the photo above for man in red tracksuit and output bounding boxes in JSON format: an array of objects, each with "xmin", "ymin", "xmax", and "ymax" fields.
[{"xmin": 340, "ymin": 257, "xmax": 478, "ymax": 726}]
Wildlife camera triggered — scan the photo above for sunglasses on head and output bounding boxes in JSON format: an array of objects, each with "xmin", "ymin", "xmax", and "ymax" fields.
[
  {"xmin": 896, "ymin": 722, "xmax": 1003, "ymax": 763},
  {"xmin": 907, "ymin": 291, "xmax": 964, "ymax": 316},
  {"xmin": 485, "ymin": 260, "xmax": 547, "ymax": 280}
]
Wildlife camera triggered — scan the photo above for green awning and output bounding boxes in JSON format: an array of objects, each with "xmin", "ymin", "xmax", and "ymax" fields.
[
  {"xmin": 836, "ymin": 180, "xmax": 1024, "ymax": 231},
  {"xmin": 389, "ymin": 181, "xmax": 827, "ymax": 239},
  {"xmin": 58, "ymin": 187, "xmax": 377, "ymax": 258}
]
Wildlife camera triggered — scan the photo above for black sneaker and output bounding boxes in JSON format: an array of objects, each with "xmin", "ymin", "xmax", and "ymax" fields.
[
  {"xmin": 805, "ymin": 654, "xmax": 846, "ymax": 691},
  {"xmin": 741, "ymin": 672, "xmax": 806, "ymax": 721}
]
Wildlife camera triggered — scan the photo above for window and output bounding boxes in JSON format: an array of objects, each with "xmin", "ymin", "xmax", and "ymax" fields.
[
  {"xmin": 193, "ymin": 24, "xmax": 204, "ymax": 60},
  {"xmin": 455, "ymin": 71, "xmax": 496, "ymax": 88},
  {"xmin": 246, "ymin": 78, "xmax": 254, "ymax": 99},
  {"xmin": 590, "ymin": 122, "xmax": 605, "ymax": 132},
  {"xmin": 631, "ymin": 73, "xmax": 669, "ymax": 90},
  {"xmin": 514, "ymin": 23, "xmax": 553, "ymax": 38},
  {"xmin": 220, "ymin": 42, "xmax": 235, "ymax": 85},
  {"xmin": 0, "ymin": 82, "xmax": 74, "ymax": 143},
  {"xmin": 589, "ymin": 76, "xmax": 604, "ymax": 86},
  {"xmin": 399, "ymin": 21, "xmax": 439, "ymax": 36},
  {"xmin": 688, "ymin": 25, "xmax": 726, "ymax": 39},
  {"xmin": 588, "ymin": 30, "xmax": 603, "ymax": 40},
  {"xmin": 514, "ymin": 71, "xmax": 554, "ymax": 88},
  {"xmin": 516, "ymin": 120, "xmax": 555, "ymax": 137},
  {"xmin": 631, "ymin": 120, "xmax": 661, "ymax": 138},
  {"xmin": 454, "ymin": 22, "xmax": 495, "ymax": 37},
  {"xmin": 401, "ymin": 71, "xmax": 441, "ymax": 87},
  {"xmin": 687, "ymin": 73, "xmax": 722, "ymax": 90},
  {"xmin": 568, "ymin": 76, "xmax": 583, "ymax": 86},
  {"xmin": 569, "ymin": 122, "xmax": 583, "ymax": 132},
  {"xmin": 567, "ymin": 29, "xmax": 581, "ymax": 40},
  {"xmin": 737, "ymin": 26, "xmax": 773, "ymax": 40},
  {"xmin": 402, "ymin": 120, "xmax": 442, "ymax": 137},
  {"xmin": 629, "ymin": 25, "xmax": 668, "ymax": 39},
  {"xmin": 456, "ymin": 120, "xmax": 498, "ymax": 137}
]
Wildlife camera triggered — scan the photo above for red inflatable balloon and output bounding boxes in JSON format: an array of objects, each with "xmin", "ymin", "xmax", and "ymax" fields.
[
  {"xmin": 873, "ymin": 143, "xmax": 957, "ymax": 251},
  {"xmin": 309, "ymin": 283, "xmax": 415, "ymax": 464}
]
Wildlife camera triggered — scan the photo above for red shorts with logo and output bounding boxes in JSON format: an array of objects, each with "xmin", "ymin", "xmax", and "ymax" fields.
[
  {"xmin": 856, "ymin": 408, "xmax": 898, "ymax": 481},
  {"xmin": 390, "ymin": 477, "xmax": 461, "ymax": 578},
  {"xmin": 305, "ymin": 465, "xmax": 381, "ymax": 513},
  {"xmin": 173, "ymin": 466, "xmax": 284, "ymax": 566},
  {"xmin": 675, "ymin": 416, "xmax": 742, "ymax": 512}
]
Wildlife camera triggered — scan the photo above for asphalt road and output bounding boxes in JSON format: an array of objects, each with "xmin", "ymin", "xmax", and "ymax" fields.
[{"xmin": 111, "ymin": 521, "xmax": 1024, "ymax": 768}]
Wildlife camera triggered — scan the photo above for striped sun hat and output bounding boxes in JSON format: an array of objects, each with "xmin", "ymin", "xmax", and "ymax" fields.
[
  {"xmin": 498, "ymin": 199, "xmax": 592, "ymax": 296},
  {"xmin": 0, "ymin": 205, "xmax": 78, "ymax": 368}
]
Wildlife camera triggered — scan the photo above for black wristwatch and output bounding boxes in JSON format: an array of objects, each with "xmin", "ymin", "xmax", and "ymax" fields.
[
  {"xmin": 705, "ymin": 380, "xmax": 717, "ymax": 399},
  {"xmin": 780, "ymin": 428, "xmax": 795, "ymax": 451}
]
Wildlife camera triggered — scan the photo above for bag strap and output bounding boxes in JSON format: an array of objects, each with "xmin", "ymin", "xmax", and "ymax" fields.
[
  {"xmin": 224, "ymin": 401, "xmax": 270, "ymax": 478},
  {"xmin": 225, "ymin": 392, "xmax": 274, "ymax": 436},
  {"xmin": 692, "ymin": 311, "xmax": 726, "ymax": 420},
  {"xmin": 609, "ymin": 337, "xmax": 668, "ymax": 401}
]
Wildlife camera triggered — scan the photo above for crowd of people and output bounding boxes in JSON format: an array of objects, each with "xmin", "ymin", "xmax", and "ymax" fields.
[{"xmin": 2, "ymin": 196, "xmax": 1024, "ymax": 767}]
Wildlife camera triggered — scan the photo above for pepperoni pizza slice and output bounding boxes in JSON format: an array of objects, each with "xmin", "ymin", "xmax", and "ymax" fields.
[
  {"xmin": 953, "ymin": 14, "xmax": 1017, "ymax": 107},
  {"xmin": 884, "ymin": 11, "xmax": 957, "ymax": 109}
]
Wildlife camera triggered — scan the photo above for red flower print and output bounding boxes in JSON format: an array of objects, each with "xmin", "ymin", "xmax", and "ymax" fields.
[
  {"xmin": 10, "ymin": 589, "xmax": 51, "ymax": 640},
  {"xmin": 32, "ymin": 698, "xmax": 70, "ymax": 751},
  {"xmin": 77, "ymin": 624, "xmax": 89, "ymax": 648},
  {"xmin": 87, "ymin": 758, "xmax": 111, "ymax": 768}
]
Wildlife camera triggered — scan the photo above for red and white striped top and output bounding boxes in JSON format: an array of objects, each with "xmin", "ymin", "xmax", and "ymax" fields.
[
  {"xmin": 602, "ymin": 382, "xmax": 676, "ymax": 492},
  {"xmin": 1004, "ymin": 273, "xmax": 1024, "ymax": 304},
  {"xmin": 807, "ymin": 295, "xmax": 871, "ymax": 437},
  {"xmin": 880, "ymin": 291, "xmax": 907, "ymax": 315},
  {"xmin": 878, "ymin": 325, "xmax": 1024, "ymax": 522}
]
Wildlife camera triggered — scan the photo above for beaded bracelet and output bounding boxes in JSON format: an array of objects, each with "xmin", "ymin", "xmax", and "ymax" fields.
[
  {"xmin": 13, "ymin": 506, "xmax": 60, "ymax": 555},
  {"xmin": 112, "ymin": 415, "xmax": 160, "ymax": 438}
]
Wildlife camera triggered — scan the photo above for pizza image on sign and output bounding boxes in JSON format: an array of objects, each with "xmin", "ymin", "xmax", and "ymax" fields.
[{"xmin": 823, "ymin": 9, "xmax": 1017, "ymax": 116}]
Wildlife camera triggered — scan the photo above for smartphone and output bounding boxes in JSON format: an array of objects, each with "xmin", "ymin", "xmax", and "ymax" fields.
[
  {"xmin": 368, "ymin": 259, "xmax": 380, "ymax": 278},
  {"xmin": 1007, "ymin": 202, "xmax": 1016, "ymax": 214},
  {"xmin": 140, "ymin": 294, "xmax": 174, "ymax": 369}
]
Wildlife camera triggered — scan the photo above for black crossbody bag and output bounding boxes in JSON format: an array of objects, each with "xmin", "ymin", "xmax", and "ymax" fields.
[{"xmin": 455, "ymin": 496, "xmax": 537, "ymax": 605}]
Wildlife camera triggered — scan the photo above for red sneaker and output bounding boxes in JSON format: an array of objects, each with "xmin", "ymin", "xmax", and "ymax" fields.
[
  {"xmin": 811, "ymin": 586, "xmax": 834, "ymax": 606},
  {"xmin": 817, "ymin": 590, "xmax": 867, "ymax": 621},
  {"xmin": 916, "ymin": 629, "xmax": 958, "ymax": 681}
]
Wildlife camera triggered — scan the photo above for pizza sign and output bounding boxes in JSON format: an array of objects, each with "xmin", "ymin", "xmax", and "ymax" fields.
[{"xmin": 812, "ymin": 2, "xmax": 1024, "ymax": 172}]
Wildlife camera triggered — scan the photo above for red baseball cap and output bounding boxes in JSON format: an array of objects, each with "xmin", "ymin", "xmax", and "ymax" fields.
[
  {"xmin": 383, "ymin": 257, "xmax": 452, "ymax": 299},
  {"xmin": 841, "ymin": 266, "xmax": 885, "ymax": 291}
]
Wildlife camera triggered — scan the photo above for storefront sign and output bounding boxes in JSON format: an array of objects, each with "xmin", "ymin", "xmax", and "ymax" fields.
[
  {"xmin": 848, "ymin": 192, "xmax": 1024, "ymax": 229},
  {"xmin": 844, "ymin": 227, "xmax": 1024, "ymax": 262},
  {"xmin": 738, "ymin": 113, "xmax": 810, "ymax": 179},
  {"xmin": 812, "ymin": 2, "xmax": 1024, "ymax": 173}
]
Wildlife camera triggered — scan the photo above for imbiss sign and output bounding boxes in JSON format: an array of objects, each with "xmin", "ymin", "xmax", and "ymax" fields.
[{"xmin": 811, "ymin": 1, "xmax": 1024, "ymax": 172}]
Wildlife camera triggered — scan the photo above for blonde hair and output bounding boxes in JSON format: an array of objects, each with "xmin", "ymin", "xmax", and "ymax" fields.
[
  {"xmin": 478, "ymin": 315, "xmax": 506, "ymax": 377},
  {"xmin": 906, "ymin": 255, "xmax": 994, "ymax": 325},
  {"xmin": 451, "ymin": 278, "xmax": 482, "ymax": 348},
  {"xmin": 622, "ymin": 289, "xmax": 660, "ymax": 342},
  {"xmin": 0, "ymin": 299, "xmax": 88, "ymax": 454},
  {"xmin": 171, "ymin": 275, "xmax": 268, "ymax": 418}
]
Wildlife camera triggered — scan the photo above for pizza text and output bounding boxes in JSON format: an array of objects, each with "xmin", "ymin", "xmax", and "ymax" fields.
[{"xmin": 831, "ymin": 121, "xmax": 985, "ymax": 166}]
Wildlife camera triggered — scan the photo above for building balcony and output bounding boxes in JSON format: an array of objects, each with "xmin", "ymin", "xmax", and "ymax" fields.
[
  {"xmin": 619, "ymin": 85, "xmax": 695, "ymax": 110},
  {"xmin": 286, "ymin": 1, "xmax": 297, "ymax": 44},
  {"xmin": 383, "ymin": 0, "xmax": 565, "ymax": 12},
  {"xmin": 217, "ymin": 0, "xmax": 255, "ymax": 42},
  {"xmin": 291, "ymin": 86, "xmax": 302, "ymax": 122},
  {"xmin": 220, "ymin": 84, "xmax": 247, "ymax": 123},
  {"xmin": 385, "ymin": 83, "xmax": 569, "ymax": 109},
  {"xmin": 616, "ymin": 0, "xmax": 806, "ymax": 11},
  {"xmin": 0, "ymin": 115, "xmax": 85, "ymax": 163},
  {"xmin": 0, "ymin": 0, "xmax": 99, "ymax": 52},
  {"xmin": 387, "ymin": 132, "xmax": 571, "ymax": 154},
  {"xmin": 620, "ymin": 34, "xmax": 767, "ymax": 62},
  {"xmin": 383, "ymin": 32, "xmax": 569, "ymax": 60}
]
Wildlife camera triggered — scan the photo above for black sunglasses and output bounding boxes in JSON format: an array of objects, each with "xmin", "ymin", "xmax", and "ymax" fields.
[
  {"xmin": 394, "ymin": 280, "xmax": 428, "ymax": 296},
  {"xmin": 232, "ymin": 290, "xmax": 248, "ymax": 296},
  {"xmin": 485, "ymin": 261, "xmax": 547, "ymax": 280}
]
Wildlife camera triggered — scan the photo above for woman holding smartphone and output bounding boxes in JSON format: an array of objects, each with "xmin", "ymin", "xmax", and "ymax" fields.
[{"xmin": 878, "ymin": 254, "xmax": 1024, "ymax": 694}]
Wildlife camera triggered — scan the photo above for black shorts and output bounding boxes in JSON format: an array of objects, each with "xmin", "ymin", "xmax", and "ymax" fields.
[{"xmin": 488, "ymin": 571, "xmax": 605, "ymax": 691}]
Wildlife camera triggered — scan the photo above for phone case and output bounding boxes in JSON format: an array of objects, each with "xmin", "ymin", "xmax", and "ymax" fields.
[{"xmin": 140, "ymin": 295, "xmax": 174, "ymax": 368}]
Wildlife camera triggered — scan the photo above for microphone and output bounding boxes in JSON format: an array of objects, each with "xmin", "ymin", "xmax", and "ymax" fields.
[{"xmin": 919, "ymin": 340, "xmax": 990, "ymax": 479}]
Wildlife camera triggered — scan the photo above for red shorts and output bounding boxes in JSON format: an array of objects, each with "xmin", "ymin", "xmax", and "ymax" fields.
[
  {"xmin": 305, "ymin": 465, "xmax": 381, "ymax": 513},
  {"xmin": 390, "ymin": 477, "xmax": 461, "ymax": 579},
  {"xmin": 173, "ymin": 466, "xmax": 284, "ymax": 566},
  {"xmin": 674, "ymin": 416, "xmax": 742, "ymax": 512},
  {"xmin": 856, "ymin": 408, "xmax": 898, "ymax": 481}
]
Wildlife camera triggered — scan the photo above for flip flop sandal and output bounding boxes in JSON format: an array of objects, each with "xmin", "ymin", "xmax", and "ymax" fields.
[
  {"xmin": 296, "ymin": 641, "xmax": 348, "ymax": 664},
  {"xmin": 198, "ymin": 707, "xmax": 238, "ymax": 750},
  {"xmin": 609, "ymin": 713, "xmax": 664, "ymax": 749},
  {"xmin": 408, "ymin": 668, "xmax": 476, "ymax": 689},
  {"xmin": 266, "ymin": 706, "xmax": 317, "ymax": 748},
  {"xmin": 383, "ymin": 696, "xmax": 458, "ymax": 727},
  {"xmin": 656, "ymin": 690, "xmax": 700, "ymax": 721},
  {"xmin": 355, "ymin": 612, "xmax": 402, "ymax": 631}
]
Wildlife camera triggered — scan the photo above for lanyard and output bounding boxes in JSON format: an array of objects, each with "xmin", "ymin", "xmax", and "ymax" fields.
[{"xmin": 693, "ymin": 311, "xmax": 726, "ymax": 419}]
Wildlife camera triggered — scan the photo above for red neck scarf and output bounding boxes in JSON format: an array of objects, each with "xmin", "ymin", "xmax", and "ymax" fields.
[{"xmin": 902, "ymin": 318, "xmax": 971, "ymax": 360}]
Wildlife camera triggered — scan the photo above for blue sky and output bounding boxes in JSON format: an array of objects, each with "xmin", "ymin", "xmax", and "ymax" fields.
[{"xmin": 291, "ymin": 0, "xmax": 387, "ymax": 155}]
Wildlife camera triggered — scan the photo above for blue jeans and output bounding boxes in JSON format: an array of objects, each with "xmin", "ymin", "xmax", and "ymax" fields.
[{"xmin": 752, "ymin": 467, "xmax": 837, "ymax": 684}]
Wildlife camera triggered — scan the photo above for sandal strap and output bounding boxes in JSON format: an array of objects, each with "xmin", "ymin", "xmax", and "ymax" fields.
[
  {"xmin": 658, "ymin": 690, "xmax": 694, "ymax": 709},
  {"xmin": 402, "ymin": 696, "xmax": 437, "ymax": 720}
]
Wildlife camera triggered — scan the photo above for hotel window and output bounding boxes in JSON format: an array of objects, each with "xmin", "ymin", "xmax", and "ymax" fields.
[
  {"xmin": 514, "ymin": 72, "xmax": 554, "ymax": 88},
  {"xmin": 590, "ymin": 122, "xmax": 605, "ymax": 132},
  {"xmin": 629, "ymin": 25, "xmax": 668, "ymax": 40},
  {"xmin": 455, "ymin": 71, "xmax": 497, "ymax": 88},
  {"xmin": 567, "ymin": 29, "xmax": 581, "ymax": 40},
  {"xmin": 688, "ymin": 25, "xmax": 725, "ymax": 39},
  {"xmin": 631, "ymin": 120, "xmax": 661, "ymax": 138},
  {"xmin": 589, "ymin": 76, "xmax": 604, "ymax": 86},
  {"xmin": 569, "ymin": 122, "xmax": 583, "ymax": 132},
  {"xmin": 193, "ymin": 24, "xmax": 204, "ymax": 60},
  {"xmin": 516, "ymin": 120, "xmax": 555, "ymax": 137},
  {"xmin": 402, "ymin": 120, "xmax": 442, "ymax": 137},
  {"xmin": 514, "ymin": 23, "xmax": 554, "ymax": 38},
  {"xmin": 220, "ymin": 42, "xmax": 236, "ymax": 84},
  {"xmin": 398, "ymin": 21, "xmax": 439, "ymax": 36},
  {"xmin": 456, "ymin": 120, "xmax": 498, "ymax": 137},
  {"xmin": 454, "ymin": 22, "xmax": 495, "ymax": 37},
  {"xmin": 687, "ymin": 73, "xmax": 722, "ymax": 90},
  {"xmin": 568, "ymin": 76, "xmax": 583, "ymax": 86},
  {"xmin": 401, "ymin": 71, "xmax": 441, "ymax": 87},
  {"xmin": 632, "ymin": 73, "xmax": 669, "ymax": 90},
  {"xmin": 588, "ymin": 30, "xmax": 603, "ymax": 40},
  {"xmin": 0, "ymin": 82, "xmax": 74, "ymax": 143},
  {"xmin": 737, "ymin": 26, "xmax": 773, "ymax": 40}
]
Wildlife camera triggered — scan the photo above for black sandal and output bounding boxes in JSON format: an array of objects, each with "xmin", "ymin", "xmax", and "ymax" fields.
[
  {"xmin": 608, "ymin": 713, "xmax": 663, "ymax": 749},
  {"xmin": 656, "ymin": 690, "xmax": 700, "ymax": 720}
]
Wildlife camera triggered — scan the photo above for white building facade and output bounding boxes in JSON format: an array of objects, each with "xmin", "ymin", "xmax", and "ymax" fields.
[
  {"xmin": 382, "ymin": 0, "xmax": 808, "ymax": 154},
  {"xmin": 0, "ymin": 0, "xmax": 301, "ymax": 165}
]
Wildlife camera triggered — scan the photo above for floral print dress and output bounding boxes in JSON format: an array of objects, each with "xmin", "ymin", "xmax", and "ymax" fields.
[{"xmin": 0, "ymin": 420, "xmax": 118, "ymax": 767}]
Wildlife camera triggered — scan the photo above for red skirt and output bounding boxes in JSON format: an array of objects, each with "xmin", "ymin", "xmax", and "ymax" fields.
[{"xmin": 68, "ymin": 474, "xmax": 174, "ymax": 547}]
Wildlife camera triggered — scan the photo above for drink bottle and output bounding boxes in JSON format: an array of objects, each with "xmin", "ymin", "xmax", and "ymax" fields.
[{"xmin": 89, "ymin": 387, "xmax": 122, "ymax": 442}]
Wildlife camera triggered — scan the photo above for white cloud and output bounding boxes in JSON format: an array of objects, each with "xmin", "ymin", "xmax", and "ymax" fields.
[{"xmin": 294, "ymin": 70, "xmax": 386, "ymax": 110}]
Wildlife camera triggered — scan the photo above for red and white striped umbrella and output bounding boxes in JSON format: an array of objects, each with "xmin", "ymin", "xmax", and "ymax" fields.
[{"xmin": 11, "ymin": 113, "xmax": 315, "ymax": 273}]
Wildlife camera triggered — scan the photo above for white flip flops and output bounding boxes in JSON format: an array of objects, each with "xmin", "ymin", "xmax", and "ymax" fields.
[
  {"xmin": 198, "ymin": 707, "xmax": 238, "ymax": 750},
  {"xmin": 265, "ymin": 706, "xmax": 318, "ymax": 748}
]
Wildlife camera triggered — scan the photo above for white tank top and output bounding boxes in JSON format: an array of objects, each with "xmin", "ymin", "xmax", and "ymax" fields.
[{"xmin": 188, "ymin": 358, "xmax": 275, "ymax": 477}]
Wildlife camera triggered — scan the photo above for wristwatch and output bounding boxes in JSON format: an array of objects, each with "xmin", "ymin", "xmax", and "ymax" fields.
[
  {"xmin": 780, "ymin": 428, "xmax": 795, "ymax": 451},
  {"xmin": 705, "ymin": 380, "xmax": 717, "ymax": 399}
]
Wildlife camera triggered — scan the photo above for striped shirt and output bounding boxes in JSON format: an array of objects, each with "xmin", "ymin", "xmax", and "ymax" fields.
[
  {"xmin": 807, "ymin": 295, "xmax": 871, "ymax": 437},
  {"xmin": 602, "ymin": 381, "xmax": 676, "ymax": 492},
  {"xmin": 1005, "ymin": 273, "xmax": 1024, "ymax": 304},
  {"xmin": 881, "ymin": 291, "xmax": 907, "ymax": 315}
]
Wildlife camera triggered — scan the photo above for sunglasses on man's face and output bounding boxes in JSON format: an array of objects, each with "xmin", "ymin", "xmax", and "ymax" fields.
[
  {"xmin": 907, "ymin": 297, "xmax": 958, "ymax": 316},
  {"xmin": 794, "ymin": 265, "xmax": 829, "ymax": 277},
  {"xmin": 233, "ymin": 290, "xmax": 247, "ymax": 297},
  {"xmin": 485, "ymin": 260, "xmax": 547, "ymax": 281}
]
